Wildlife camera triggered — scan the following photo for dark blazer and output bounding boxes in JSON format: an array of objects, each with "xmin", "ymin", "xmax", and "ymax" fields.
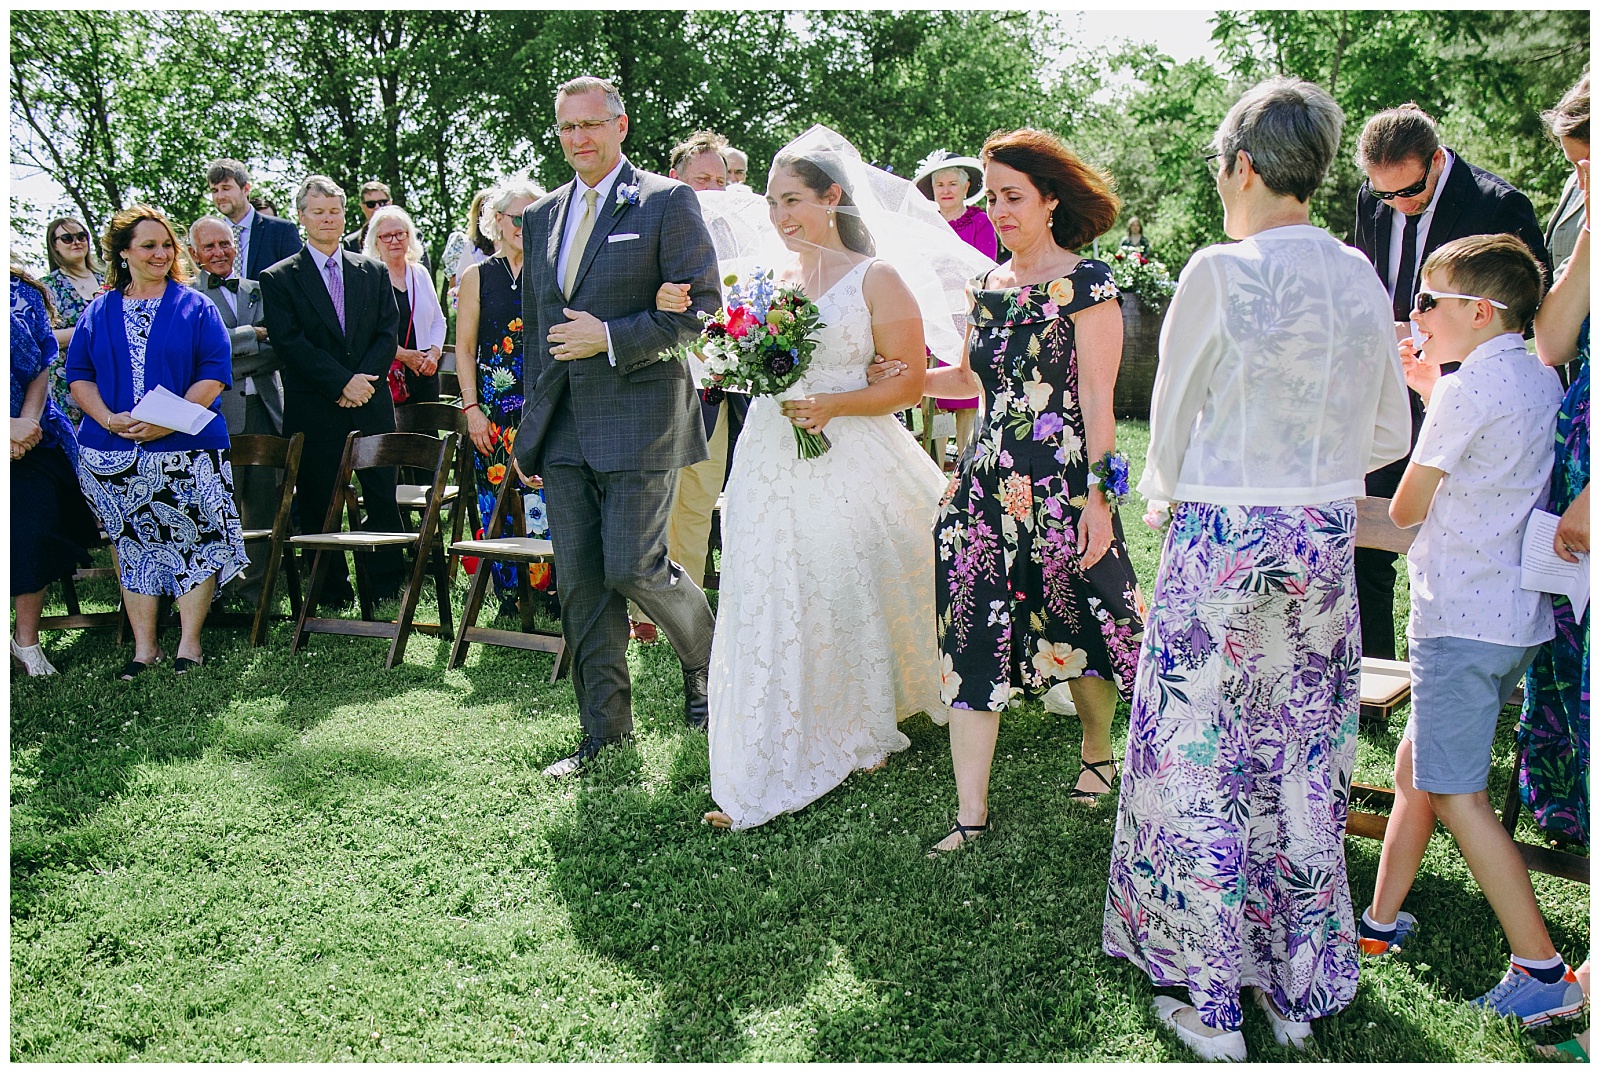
[
  {"xmin": 1352, "ymin": 150, "xmax": 1552, "ymax": 304},
  {"xmin": 258, "ymin": 246, "xmax": 399, "ymax": 411},
  {"xmin": 245, "ymin": 212, "xmax": 304, "ymax": 281},
  {"xmin": 514, "ymin": 158, "xmax": 721, "ymax": 474},
  {"xmin": 195, "ymin": 274, "xmax": 284, "ymax": 434},
  {"xmin": 344, "ymin": 226, "xmax": 432, "ymax": 272}
]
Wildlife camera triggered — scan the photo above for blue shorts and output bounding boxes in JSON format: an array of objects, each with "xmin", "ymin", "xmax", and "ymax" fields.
[{"xmin": 1404, "ymin": 635, "xmax": 1540, "ymax": 794}]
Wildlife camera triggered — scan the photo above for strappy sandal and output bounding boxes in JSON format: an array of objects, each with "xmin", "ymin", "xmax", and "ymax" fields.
[
  {"xmin": 928, "ymin": 819, "xmax": 988, "ymax": 857},
  {"xmin": 1069, "ymin": 758, "xmax": 1119, "ymax": 805},
  {"xmin": 117, "ymin": 652, "xmax": 164, "ymax": 681}
]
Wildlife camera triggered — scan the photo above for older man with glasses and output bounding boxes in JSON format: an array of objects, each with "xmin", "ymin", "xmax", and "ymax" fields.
[{"xmin": 1349, "ymin": 102, "xmax": 1551, "ymax": 661}]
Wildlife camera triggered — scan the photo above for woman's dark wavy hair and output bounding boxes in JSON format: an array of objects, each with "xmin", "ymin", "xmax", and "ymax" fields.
[
  {"xmin": 980, "ymin": 128, "xmax": 1120, "ymax": 250},
  {"xmin": 770, "ymin": 150, "xmax": 876, "ymax": 256}
]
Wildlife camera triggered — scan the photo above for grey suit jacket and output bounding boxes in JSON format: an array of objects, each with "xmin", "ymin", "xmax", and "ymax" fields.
[
  {"xmin": 1546, "ymin": 169, "xmax": 1587, "ymax": 281},
  {"xmin": 515, "ymin": 159, "xmax": 721, "ymax": 474},
  {"xmin": 196, "ymin": 275, "xmax": 285, "ymax": 434}
]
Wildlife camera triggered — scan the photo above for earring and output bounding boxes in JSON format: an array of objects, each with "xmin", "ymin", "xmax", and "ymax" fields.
[{"xmin": 1047, "ymin": 210, "xmax": 1055, "ymax": 229}]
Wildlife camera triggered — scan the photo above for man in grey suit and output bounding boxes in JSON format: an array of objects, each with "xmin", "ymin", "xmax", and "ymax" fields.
[
  {"xmin": 189, "ymin": 214, "xmax": 285, "ymax": 601},
  {"xmin": 513, "ymin": 75, "xmax": 722, "ymax": 777}
]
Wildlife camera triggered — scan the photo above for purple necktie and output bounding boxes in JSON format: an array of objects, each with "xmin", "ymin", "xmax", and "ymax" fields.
[{"xmin": 323, "ymin": 255, "xmax": 346, "ymax": 333}]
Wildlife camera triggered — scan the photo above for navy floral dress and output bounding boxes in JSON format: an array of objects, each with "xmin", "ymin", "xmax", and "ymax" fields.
[
  {"xmin": 935, "ymin": 260, "xmax": 1144, "ymax": 712},
  {"xmin": 41, "ymin": 268, "xmax": 103, "ymax": 426}
]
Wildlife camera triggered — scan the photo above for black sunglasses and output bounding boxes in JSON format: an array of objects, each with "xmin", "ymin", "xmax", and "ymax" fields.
[
  {"xmin": 1369, "ymin": 155, "xmax": 1433, "ymax": 201},
  {"xmin": 55, "ymin": 231, "xmax": 90, "ymax": 244},
  {"xmin": 364, "ymin": 198, "xmax": 391, "ymax": 209}
]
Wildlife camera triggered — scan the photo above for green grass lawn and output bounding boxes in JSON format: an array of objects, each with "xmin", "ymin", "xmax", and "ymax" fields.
[{"xmin": 10, "ymin": 420, "xmax": 1588, "ymax": 1060}]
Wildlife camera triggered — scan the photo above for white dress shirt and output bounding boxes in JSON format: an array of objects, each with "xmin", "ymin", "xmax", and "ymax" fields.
[
  {"xmin": 1407, "ymin": 332, "xmax": 1563, "ymax": 647},
  {"xmin": 1141, "ymin": 224, "xmax": 1412, "ymax": 507},
  {"xmin": 556, "ymin": 158, "xmax": 625, "ymax": 366},
  {"xmin": 1385, "ymin": 149, "xmax": 1455, "ymax": 300},
  {"xmin": 233, "ymin": 205, "xmax": 256, "ymax": 277}
]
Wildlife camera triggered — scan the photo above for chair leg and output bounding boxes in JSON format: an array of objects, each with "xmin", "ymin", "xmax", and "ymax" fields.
[
  {"xmin": 449, "ymin": 551, "xmax": 492, "ymax": 669},
  {"xmin": 354, "ymin": 551, "xmax": 374, "ymax": 621},
  {"xmin": 447, "ymin": 490, "xmax": 467, "ymax": 582},
  {"xmin": 291, "ymin": 549, "xmax": 332, "ymax": 654},
  {"xmin": 550, "ymin": 636, "xmax": 571, "ymax": 684},
  {"xmin": 385, "ymin": 540, "xmax": 435, "ymax": 670},
  {"xmin": 62, "ymin": 574, "xmax": 82, "ymax": 616},
  {"xmin": 431, "ymin": 537, "xmax": 453, "ymax": 643},
  {"xmin": 249, "ymin": 540, "xmax": 281, "ymax": 647},
  {"xmin": 284, "ymin": 547, "xmax": 303, "ymax": 619}
]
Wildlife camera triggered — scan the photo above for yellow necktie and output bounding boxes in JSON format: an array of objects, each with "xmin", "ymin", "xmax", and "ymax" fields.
[{"xmin": 563, "ymin": 188, "xmax": 599, "ymax": 298}]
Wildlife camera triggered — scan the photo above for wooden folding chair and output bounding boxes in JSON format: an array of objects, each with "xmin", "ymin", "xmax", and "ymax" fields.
[
  {"xmin": 1343, "ymin": 496, "xmax": 1589, "ymax": 884},
  {"xmin": 447, "ymin": 471, "xmax": 568, "ymax": 681},
  {"xmin": 290, "ymin": 430, "xmax": 456, "ymax": 669},
  {"xmin": 37, "ymin": 531, "xmax": 125, "ymax": 635},
  {"xmin": 203, "ymin": 433, "xmax": 305, "ymax": 646},
  {"xmin": 393, "ymin": 401, "xmax": 481, "ymax": 579}
]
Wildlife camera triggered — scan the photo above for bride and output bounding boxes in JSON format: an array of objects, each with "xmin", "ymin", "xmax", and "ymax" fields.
[{"xmin": 664, "ymin": 127, "xmax": 993, "ymax": 830}]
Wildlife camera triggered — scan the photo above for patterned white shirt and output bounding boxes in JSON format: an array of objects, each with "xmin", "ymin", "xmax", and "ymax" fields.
[{"xmin": 1407, "ymin": 332, "xmax": 1563, "ymax": 646}]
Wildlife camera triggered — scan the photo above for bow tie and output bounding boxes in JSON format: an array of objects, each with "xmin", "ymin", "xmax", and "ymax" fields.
[{"xmin": 209, "ymin": 274, "xmax": 239, "ymax": 293}]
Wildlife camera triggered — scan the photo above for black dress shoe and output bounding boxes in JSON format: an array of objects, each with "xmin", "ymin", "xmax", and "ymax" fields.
[
  {"xmin": 683, "ymin": 664, "xmax": 710, "ymax": 730},
  {"xmin": 542, "ymin": 734, "xmax": 631, "ymax": 778}
]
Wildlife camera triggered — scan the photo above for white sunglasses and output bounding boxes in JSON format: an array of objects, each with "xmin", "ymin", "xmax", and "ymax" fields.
[{"xmin": 1413, "ymin": 290, "xmax": 1509, "ymax": 314}]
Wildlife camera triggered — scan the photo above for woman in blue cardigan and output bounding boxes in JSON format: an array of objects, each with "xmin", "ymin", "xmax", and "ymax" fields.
[{"xmin": 66, "ymin": 206, "xmax": 248, "ymax": 679}]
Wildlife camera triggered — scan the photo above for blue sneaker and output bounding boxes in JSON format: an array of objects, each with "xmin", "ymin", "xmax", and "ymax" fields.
[
  {"xmin": 1357, "ymin": 911, "xmax": 1417, "ymax": 957},
  {"xmin": 1472, "ymin": 964, "xmax": 1586, "ymax": 1026}
]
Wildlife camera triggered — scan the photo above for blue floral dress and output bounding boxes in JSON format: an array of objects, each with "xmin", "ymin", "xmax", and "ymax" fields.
[
  {"xmin": 935, "ymin": 260, "xmax": 1144, "ymax": 713},
  {"xmin": 1102, "ymin": 501, "xmax": 1362, "ymax": 1031},
  {"xmin": 75, "ymin": 296, "xmax": 249, "ymax": 597},
  {"xmin": 470, "ymin": 256, "xmax": 551, "ymax": 598},
  {"xmin": 1518, "ymin": 318, "xmax": 1590, "ymax": 845},
  {"xmin": 41, "ymin": 268, "xmax": 103, "ymax": 426}
]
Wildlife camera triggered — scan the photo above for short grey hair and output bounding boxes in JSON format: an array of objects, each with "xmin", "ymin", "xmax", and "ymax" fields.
[
  {"xmin": 361, "ymin": 204, "xmax": 424, "ymax": 263},
  {"xmin": 1212, "ymin": 76, "xmax": 1343, "ymax": 203},
  {"xmin": 294, "ymin": 174, "xmax": 346, "ymax": 214},
  {"xmin": 725, "ymin": 147, "xmax": 749, "ymax": 169},
  {"xmin": 186, "ymin": 214, "xmax": 234, "ymax": 249},
  {"xmin": 555, "ymin": 75, "xmax": 625, "ymax": 117},
  {"xmin": 481, "ymin": 180, "xmax": 545, "ymax": 241}
]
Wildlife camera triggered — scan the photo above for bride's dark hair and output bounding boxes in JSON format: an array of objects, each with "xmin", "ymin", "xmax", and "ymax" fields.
[{"xmin": 771, "ymin": 150, "xmax": 877, "ymax": 256}]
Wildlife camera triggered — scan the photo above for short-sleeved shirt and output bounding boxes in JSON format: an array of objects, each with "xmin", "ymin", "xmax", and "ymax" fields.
[{"xmin": 1407, "ymin": 332, "xmax": 1564, "ymax": 646}]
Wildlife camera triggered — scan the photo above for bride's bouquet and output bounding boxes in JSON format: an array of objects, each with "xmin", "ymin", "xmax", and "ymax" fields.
[{"xmin": 691, "ymin": 268, "xmax": 830, "ymax": 459}]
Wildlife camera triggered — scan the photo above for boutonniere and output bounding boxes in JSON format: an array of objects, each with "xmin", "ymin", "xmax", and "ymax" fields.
[{"xmin": 613, "ymin": 183, "xmax": 640, "ymax": 216}]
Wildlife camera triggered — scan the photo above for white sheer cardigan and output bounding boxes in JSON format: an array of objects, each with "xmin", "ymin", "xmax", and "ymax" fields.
[{"xmin": 1140, "ymin": 224, "xmax": 1411, "ymax": 507}]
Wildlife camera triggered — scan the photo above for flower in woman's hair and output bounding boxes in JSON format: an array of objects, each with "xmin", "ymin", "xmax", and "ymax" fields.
[
  {"xmin": 1032, "ymin": 640, "xmax": 1087, "ymax": 681},
  {"xmin": 765, "ymin": 351, "xmax": 796, "ymax": 377},
  {"xmin": 613, "ymin": 183, "xmax": 641, "ymax": 214},
  {"xmin": 1001, "ymin": 472, "xmax": 1033, "ymax": 521}
]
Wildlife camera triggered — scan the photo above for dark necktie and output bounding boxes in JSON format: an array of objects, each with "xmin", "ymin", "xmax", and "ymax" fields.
[
  {"xmin": 209, "ymin": 273, "xmax": 239, "ymax": 293},
  {"xmin": 1392, "ymin": 211, "xmax": 1420, "ymax": 321}
]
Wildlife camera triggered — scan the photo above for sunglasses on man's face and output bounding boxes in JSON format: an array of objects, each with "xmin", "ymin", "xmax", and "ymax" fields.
[
  {"xmin": 1413, "ymin": 290, "xmax": 1508, "ymax": 315},
  {"xmin": 1370, "ymin": 155, "xmax": 1433, "ymax": 201},
  {"xmin": 364, "ymin": 198, "xmax": 391, "ymax": 209},
  {"xmin": 55, "ymin": 231, "xmax": 90, "ymax": 244}
]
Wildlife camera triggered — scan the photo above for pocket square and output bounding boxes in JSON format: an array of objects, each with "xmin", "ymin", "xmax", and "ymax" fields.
[{"xmin": 607, "ymin": 233, "xmax": 641, "ymax": 243}]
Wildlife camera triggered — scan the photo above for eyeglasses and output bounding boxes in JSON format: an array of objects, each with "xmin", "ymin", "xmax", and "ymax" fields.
[
  {"xmin": 1204, "ymin": 151, "xmax": 1224, "ymax": 178},
  {"xmin": 500, "ymin": 210, "xmax": 525, "ymax": 228},
  {"xmin": 364, "ymin": 198, "xmax": 391, "ymax": 209},
  {"xmin": 553, "ymin": 116, "xmax": 619, "ymax": 138},
  {"xmin": 376, "ymin": 231, "xmax": 409, "ymax": 243},
  {"xmin": 1369, "ymin": 155, "xmax": 1433, "ymax": 201},
  {"xmin": 55, "ymin": 231, "xmax": 90, "ymax": 245},
  {"xmin": 1413, "ymin": 289, "xmax": 1509, "ymax": 314}
]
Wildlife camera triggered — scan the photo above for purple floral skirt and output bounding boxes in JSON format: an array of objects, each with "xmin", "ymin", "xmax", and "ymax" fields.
[{"xmin": 1102, "ymin": 500, "xmax": 1361, "ymax": 1031}]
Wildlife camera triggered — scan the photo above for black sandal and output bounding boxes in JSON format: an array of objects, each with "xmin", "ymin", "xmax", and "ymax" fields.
[
  {"xmin": 173, "ymin": 656, "xmax": 204, "ymax": 675},
  {"xmin": 928, "ymin": 819, "xmax": 989, "ymax": 856},
  {"xmin": 117, "ymin": 653, "xmax": 163, "ymax": 681},
  {"xmin": 1069, "ymin": 758, "xmax": 1119, "ymax": 805}
]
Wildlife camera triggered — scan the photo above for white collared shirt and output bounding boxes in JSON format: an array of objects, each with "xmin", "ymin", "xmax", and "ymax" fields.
[
  {"xmin": 1407, "ymin": 332, "xmax": 1563, "ymax": 646},
  {"xmin": 555, "ymin": 156, "xmax": 625, "ymax": 366},
  {"xmin": 234, "ymin": 205, "xmax": 256, "ymax": 275},
  {"xmin": 213, "ymin": 274, "xmax": 238, "ymax": 316},
  {"xmin": 1385, "ymin": 149, "xmax": 1455, "ymax": 300}
]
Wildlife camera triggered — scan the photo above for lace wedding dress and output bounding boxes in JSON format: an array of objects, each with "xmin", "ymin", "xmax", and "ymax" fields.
[{"xmin": 707, "ymin": 259, "xmax": 950, "ymax": 829}]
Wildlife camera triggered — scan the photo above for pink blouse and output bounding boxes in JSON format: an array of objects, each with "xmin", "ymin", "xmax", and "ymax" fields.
[{"xmin": 938, "ymin": 206, "xmax": 996, "ymax": 409}]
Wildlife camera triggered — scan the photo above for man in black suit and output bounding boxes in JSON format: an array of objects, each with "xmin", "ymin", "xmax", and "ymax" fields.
[
  {"xmin": 343, "ymin": 180, "xmax": 432, "ymax": 272},
  {"xmin": 206, "ymin": 158, "xmax": 303, "ymax": 281},
  {"xmin": 1350, "ymin": 103, "xmax": 1551, "ymax": 659},
  {"xmin": 260, "ymin": 175, "xmax": 406, "ymax": 605}
]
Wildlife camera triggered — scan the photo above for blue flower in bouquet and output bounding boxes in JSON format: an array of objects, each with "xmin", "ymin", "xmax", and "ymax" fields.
[{"xmin": 613, "ymin": 183, "xmax": 640, "ymax": 215}]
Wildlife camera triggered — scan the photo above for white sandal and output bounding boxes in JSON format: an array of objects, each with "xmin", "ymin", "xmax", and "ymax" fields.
[
  {"xmin": 1151, "ymin": 997, "xmax": 1247, "ymax": 1062},
  {"xmin": 11, "ymin": 637, "xmax": 57, "ymax": 677},
  {"xmin": 1251, "ymin": 987, "xmax": 1313, "ymax": 1050}
]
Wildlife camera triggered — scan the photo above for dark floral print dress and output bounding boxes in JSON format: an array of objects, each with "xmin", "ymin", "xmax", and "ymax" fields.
[{"xmin": 935, "ymin": 259, "xmax": 1144, "ymax": 712}]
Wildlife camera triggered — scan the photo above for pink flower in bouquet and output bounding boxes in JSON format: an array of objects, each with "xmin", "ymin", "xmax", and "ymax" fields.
[{"xmin": 725, "ymin": 305, "xmax": 757, "ymax": 339}]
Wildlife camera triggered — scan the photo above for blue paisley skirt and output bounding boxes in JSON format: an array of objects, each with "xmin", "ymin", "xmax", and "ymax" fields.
[{"xmin": 77, "ymin": 447, "xmax": 249, "ymax": 596}]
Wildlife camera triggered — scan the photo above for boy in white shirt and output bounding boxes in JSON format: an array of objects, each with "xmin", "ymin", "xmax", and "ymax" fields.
[{"xmin": 1357, "ymin": 233, "xmax": 1580, "ymax": 1026}]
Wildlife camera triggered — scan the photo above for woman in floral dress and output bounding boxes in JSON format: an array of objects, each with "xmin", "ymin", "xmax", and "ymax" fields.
[
  {"xmin": 40, "ymin": 215, "xmax": 106, "ymax": 426},
  {"xmin": 1101, "ymin": 79, "xmax": 1411, "ymax": 1059},
  {"xmin": 454, "ymin": 182, "xmax": 552, "ymax": 612},
  {"xmin": 924, "ymin": 128, "xmax": 1143, "ymax": 854}
]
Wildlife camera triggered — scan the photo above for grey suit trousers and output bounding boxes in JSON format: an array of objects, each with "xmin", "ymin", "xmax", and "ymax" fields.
[{"xmin": 541, "ymin": 460, "xmax": 715, "ymax": 741}]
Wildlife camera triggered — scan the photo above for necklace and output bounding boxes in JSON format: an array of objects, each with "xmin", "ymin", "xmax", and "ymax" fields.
[{"xmin": 503, "ymin": 256, "xmax": 521, "ymax": 291}]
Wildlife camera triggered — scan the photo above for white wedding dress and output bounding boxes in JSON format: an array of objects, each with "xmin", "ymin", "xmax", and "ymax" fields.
[{"xmin": 707, "ymin": 259, "xmax": 949, "ymax": 829}]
